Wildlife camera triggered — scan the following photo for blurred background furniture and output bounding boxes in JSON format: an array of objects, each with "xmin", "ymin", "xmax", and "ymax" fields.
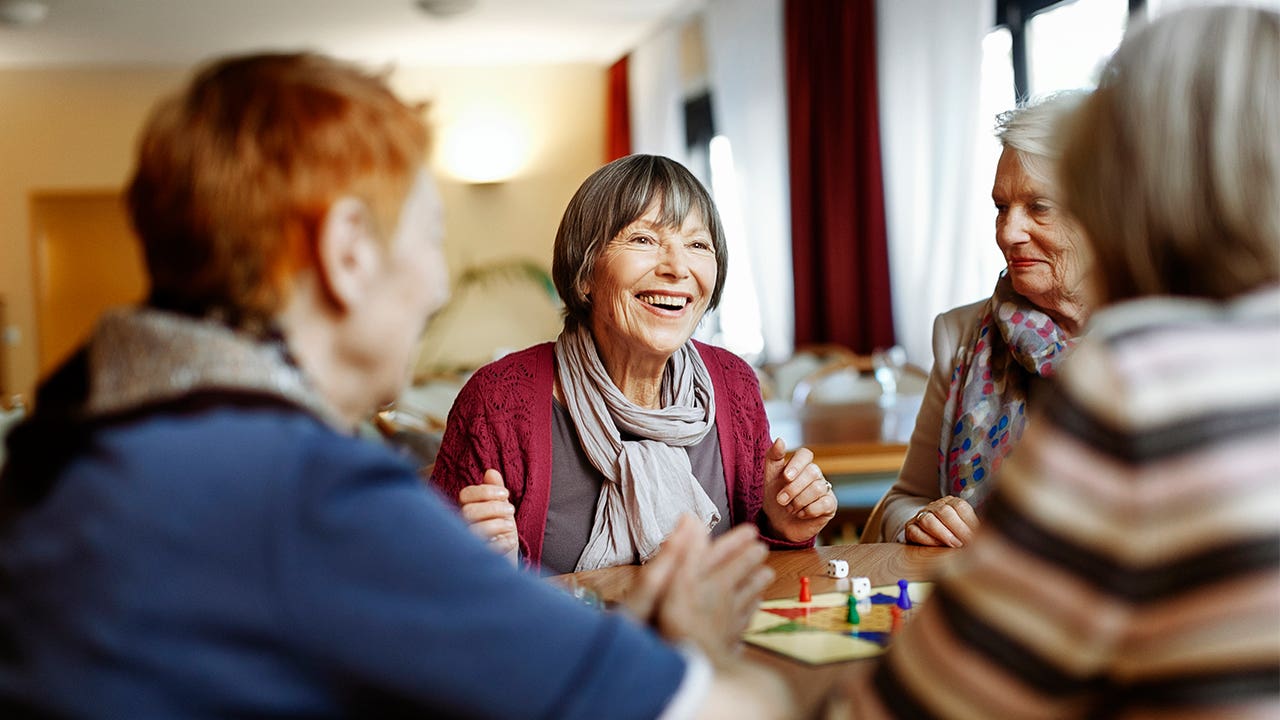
[
  {"xmin": 792, "ymin": 345, "xmax": 927, "ymax": 405},
  {"xmin": 369, "ymin": 259, "xmax": 561, "ymax": 473},
  {"xmin": 762, "ymin": 343, "xmax": 865, "ymax": 404},
  {"xmin": 370, "ymin": 402, "xmax": 447, "ymax": 474},
  {"xmin": 0, "ymin": 394, "xmax": 26, "ymax": 472},
  {"xmin": 760, "ymin": 343, "xmax": 926, "ymax": 544},
  {"xmin": 372, "ymin": 370, "xmax": 470, "ymax": 473},
  {"xmin": 413, "ymin": 259, "xmax": 561, "ymax": 377}
]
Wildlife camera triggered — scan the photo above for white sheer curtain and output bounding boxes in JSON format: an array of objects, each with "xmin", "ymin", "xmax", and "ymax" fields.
[
  {"xmin": 628, "ymin": 24, "xmax": 689, "ymax": 166},
  {"xmin": 701, "ymin": 0, "xmax": 793, "ymax": 364},
  {"xmin": 876, "ymin": 0, "xmax": 1000, "ymax": 368}
]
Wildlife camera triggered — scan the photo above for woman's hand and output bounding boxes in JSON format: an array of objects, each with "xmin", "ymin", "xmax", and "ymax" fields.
[
  {"xmin": 621, "ymin": 516, "xmax": 774, "ymax": 667},
  {"xmin": 903, "ymin": 495, "xmax": 979, "ymax": 547},
  {"xmin": 457, "ymin": 469, "xmax": 519, "ymax": 563},
  {"xmin": 761, "ymin": 438, "xmax": 837, "ymax": 543}
]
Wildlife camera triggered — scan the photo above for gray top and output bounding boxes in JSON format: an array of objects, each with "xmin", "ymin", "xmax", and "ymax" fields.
[{"xmin": 541, "ymin": 400, "xmax": 730, "ymax": 575}]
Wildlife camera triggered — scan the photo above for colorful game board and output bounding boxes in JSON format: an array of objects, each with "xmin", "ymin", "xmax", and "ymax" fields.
[{"xmin": 743, "ymin": 582, "xmax": 932, "ymax": 664}]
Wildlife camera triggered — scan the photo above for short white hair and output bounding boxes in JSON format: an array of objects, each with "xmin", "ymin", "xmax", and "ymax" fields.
[{"xmin": 995, "ymin": 91, "xmax": 1088, "ymax": 185}]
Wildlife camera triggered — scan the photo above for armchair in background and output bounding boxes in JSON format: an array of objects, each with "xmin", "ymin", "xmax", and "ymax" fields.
[
  {"xmin": 371, "ymin": 259, "xmax": 561, "ymax": 473},
  {"xmin": 764, "ymin": 343, "xmax": 926, "ymax": 405}
]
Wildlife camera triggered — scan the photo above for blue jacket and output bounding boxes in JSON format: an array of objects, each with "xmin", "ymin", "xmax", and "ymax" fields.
[{"xmin": 0, "ymin": 394, "xmax": 685, "ymax": 718}]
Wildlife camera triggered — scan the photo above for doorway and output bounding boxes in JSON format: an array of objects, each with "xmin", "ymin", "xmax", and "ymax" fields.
[{"xmin": 30, "ymin": 191, "xmax": 147, "ymax": 377}]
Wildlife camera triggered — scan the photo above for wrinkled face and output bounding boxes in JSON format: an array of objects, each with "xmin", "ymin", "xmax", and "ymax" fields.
[
  {"xmin": 584, "ymin": 200, "xmax": 718, "ymax": 364},
  {"xmin": 362, "ymin": 170, "xmax": 449, "ymax": 405},
  {"xmin": 992, "ymin": 147, "xmax": 1088, "ymax": 309}
]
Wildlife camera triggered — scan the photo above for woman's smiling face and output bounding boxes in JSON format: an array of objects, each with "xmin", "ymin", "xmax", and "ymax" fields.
[
  {"xmin": 584, "ymin": 199, "xmax": 718, "ymax": 365},
  {"xmin": 992, "ymin": 147, "xmax": 1089, "ymax": 315}
]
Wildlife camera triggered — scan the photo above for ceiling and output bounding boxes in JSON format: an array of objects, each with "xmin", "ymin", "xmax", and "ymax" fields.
[{"xmin": 0, "ymin": 0, "xmax": 704, "ymax": 68}]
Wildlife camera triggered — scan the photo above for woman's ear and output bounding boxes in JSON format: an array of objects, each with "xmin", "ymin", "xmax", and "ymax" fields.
[{"xmin": 315, "ymin": 196, "xmax": 380, "ymax": 311}]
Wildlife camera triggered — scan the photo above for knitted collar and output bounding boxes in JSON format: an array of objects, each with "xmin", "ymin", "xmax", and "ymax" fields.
[{"xmin": 83, "ymin": 307, "xmax": 343, "ymax": 429}]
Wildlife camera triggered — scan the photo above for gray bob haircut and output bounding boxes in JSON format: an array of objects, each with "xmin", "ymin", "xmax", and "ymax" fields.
[
  {"xmin": 995, "ymin": 91, "xmax": 1088, "ymax": 185},
  {"xmin": 552, "ymin": 154, "xmax": 728, "ymax": 327},
  {"xmin": 1059, "ymin": 4, "xmax": 1279, "ymax": 305}
]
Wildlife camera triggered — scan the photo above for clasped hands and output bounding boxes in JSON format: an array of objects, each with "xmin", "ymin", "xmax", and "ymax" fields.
[
  {"xmin": 458, "ymin": 475, "xmax": 773, "ymax": 665},
  {"xmin": 903, "ymin": 495, "xmax": 980, "ymax": 547}
]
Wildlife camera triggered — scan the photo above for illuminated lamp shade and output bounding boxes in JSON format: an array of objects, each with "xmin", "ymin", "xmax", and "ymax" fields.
[
  {"xmin": 439, "ymin": 111, "xmax": 529, "ymax": 184},
  {"xmin": 0, "ymin": 0, "xmax": 49, "ymax": 26}
]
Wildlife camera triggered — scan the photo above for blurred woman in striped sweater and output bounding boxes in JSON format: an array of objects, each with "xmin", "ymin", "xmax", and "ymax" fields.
[{"xmin": 836, "ymin": 5, "xmax": 1279, "ymax": 718}]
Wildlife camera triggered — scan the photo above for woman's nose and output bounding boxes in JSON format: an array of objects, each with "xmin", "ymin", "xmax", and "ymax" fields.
[
  {"xmin": 656, "ymin": 242, "xmax": 691, "ymax": 277},
  {"xmin": 997, "ymin": 209, "xmax": 1031, "ymax": 248}
]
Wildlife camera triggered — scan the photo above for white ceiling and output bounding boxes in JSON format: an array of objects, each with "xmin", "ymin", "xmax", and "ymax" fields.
[{"xmin": 0, "ymin": 0, "xmax": 704, "ymax": 68}]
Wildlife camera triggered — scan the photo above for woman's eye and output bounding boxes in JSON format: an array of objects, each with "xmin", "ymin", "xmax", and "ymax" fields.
[
  {"xmin": 690, "ymin": 241, "xmax": 712, "ymax": 252},
  {"xmin": 629, "ymin": 234, "xmax": 656, "ymax": 245},
  {"xmin": 993, "ymin": 204, "xmax": 1008, "ymax": 215}
]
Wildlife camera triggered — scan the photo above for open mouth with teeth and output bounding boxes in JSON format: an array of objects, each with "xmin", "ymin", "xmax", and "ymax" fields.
[{"xmin": 637, "ymin": 293, "xmax": 690, "ymax": 311}]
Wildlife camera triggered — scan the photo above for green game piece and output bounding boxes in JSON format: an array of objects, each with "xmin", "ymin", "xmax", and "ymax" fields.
[
  {"xmin": 760, "ymin": 621, "xmax": 805, "ymax": 634},
  {"xmin": 847, "ymin": 594, "xmax": 860, "ymax": 624}
]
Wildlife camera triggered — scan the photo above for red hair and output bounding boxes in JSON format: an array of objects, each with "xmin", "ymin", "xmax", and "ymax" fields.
[{"xmin": 127, "ymin": 52, "xmax": 429, "ymax": 325}]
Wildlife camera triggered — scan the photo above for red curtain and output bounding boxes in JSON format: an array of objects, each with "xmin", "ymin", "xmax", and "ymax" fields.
[
  {"xmin": 605, "ymin": 56, "xmax": 631, "ymax": 162},
  {"xmin": 785, "ymin": 0, "xmax": 895, "ymax": 352}
]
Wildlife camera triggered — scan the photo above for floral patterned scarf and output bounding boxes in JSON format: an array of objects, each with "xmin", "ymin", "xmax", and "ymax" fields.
[{"xmin": 938, "ymin": 272, "xmax": 1078, "ymax": 508}]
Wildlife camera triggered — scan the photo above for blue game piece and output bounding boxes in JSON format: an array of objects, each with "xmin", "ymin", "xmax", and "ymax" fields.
[{"xmin": 896, "ymin": 579, "xmax": 912, "ymax": 610}]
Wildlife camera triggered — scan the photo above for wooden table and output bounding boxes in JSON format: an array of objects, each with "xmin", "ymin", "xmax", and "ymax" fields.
[
  {"xmin": 555, "ymin": 542, "xmax": 954, "ymax": 715},
  {"xmin": 765, "ymin": 395, "xmax": 923, "ymax": 476}
]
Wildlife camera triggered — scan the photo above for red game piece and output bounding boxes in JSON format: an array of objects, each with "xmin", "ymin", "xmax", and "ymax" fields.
[
  {"xmin": 798, "ymin": 576, "xmax": 812, "ymax": 603},
  {"xmin": 890, "ymin": 605, "xmax": 903, "ymax": 632}
]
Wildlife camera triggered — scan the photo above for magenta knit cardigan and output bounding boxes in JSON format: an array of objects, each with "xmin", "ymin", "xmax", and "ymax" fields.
[{"xmin": 430, "ymin": 341, "xmax": 812, "ymax": 568}]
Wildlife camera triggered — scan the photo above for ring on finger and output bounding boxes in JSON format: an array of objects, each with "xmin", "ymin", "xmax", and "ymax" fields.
[
  {"xmin": 822, "ymin": 479, "xmax": 833, "ymax": 493},
  {"xmin": 912, "ymin": 508, "xmax": 933, "ymax": 524}
]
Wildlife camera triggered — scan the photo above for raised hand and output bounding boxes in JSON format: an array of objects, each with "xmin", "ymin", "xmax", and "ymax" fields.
[
  {"xmin": 761, "ymin": 438, "xmax": 837, "ymax": 543},
  {"xmin": 621, "ymin": 516, "xmax": 774, "ymax": 667},
  {"xmin": 902, "ymin": 495, "xmax": 979, "ymax": 547},
  {"xmin": 457, "ymin": 469, "xmax": 519, "ymax": 562}
]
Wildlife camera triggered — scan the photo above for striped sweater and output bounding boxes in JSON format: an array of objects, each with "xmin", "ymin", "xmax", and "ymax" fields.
[{"xmin": 847, "ymin": 288, "xmax": 1280, "ymax": 719}]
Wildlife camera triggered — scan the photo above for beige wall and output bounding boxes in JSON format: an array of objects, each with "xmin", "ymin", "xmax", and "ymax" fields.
[{"xmin": 0, "ymin": 62, "xmax": 604, "ymax": 399}]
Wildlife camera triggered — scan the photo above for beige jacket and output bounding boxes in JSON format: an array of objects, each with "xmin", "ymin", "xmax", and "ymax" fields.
[{"xmin": 873, "ymin": 299, "xmax": 985, "ymax": 542}]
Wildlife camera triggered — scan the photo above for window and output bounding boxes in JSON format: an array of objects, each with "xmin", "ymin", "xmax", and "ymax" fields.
[
  {"xmin": 993, "ymin": 0, "xmax": 1141, "ymax": 100},
  {"xmin": 965, "ymin": 27, "xmax": 1020, "ymax": 287},
  {"xmin": 964, "ymin": 0, "xmax": 1135, "ymax": 304},
  {"xmin": 683, "ymin": 92, "xmax": 765, "ymax": 361},
  {"xmin": 1028, "ymin": 0, "xmax": 1130, "ymax": 93},
  {"xmin": 706, "ymin": 135, "xmax": 764, "ymax": 358}
]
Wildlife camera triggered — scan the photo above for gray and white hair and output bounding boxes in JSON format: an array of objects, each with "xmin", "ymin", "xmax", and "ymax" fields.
[
  {"xmin": 995, "ymin": 91, "xmax": 1088, "ymax": 186},
  {"xmin": 552, "ymin": 154, "xmax": 728, "ymax": 327}
]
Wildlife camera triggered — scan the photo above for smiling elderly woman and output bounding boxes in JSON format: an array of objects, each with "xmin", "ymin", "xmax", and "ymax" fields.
[
  {"xmin": 868, "ymin": 92, "xmax": 1090, "ymax": 547},
  {"xmin": 431, "ymin": 154, "xmax": 835, "ymax": 573}
]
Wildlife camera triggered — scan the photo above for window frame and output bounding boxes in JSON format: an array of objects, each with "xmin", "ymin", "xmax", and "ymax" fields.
[{"xmin": 994, "ymin": 0, "xmax": 1146, "ymax": 102}]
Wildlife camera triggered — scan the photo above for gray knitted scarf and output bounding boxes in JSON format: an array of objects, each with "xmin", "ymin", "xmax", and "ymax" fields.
[{"xmin": 554, "ymin": 323, "xmax": 720, "ymax": 571}]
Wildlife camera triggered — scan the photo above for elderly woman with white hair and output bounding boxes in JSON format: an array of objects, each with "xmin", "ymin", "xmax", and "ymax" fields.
[{"xmin": 869, "ymin": 92, "xmax": 1090, "ymax": 546}]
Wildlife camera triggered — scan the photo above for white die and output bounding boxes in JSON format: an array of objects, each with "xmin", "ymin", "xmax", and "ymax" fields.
[
  {"xmin": 851, "ymin": 576, "xmax": 872, "ymax": 600},
  {"xmin": 825, "ymin": 559, "xmax": 849, "ymax": 578}
]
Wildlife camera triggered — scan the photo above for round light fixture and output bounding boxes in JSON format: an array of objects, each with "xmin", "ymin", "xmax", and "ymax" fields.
[
  {"xmin": 0, "ymin": 0, "xmax": 49, "ymax": 27},
  {"xmin": 414, "ymin": 0, "xmax": 477, "ymax": 19}
]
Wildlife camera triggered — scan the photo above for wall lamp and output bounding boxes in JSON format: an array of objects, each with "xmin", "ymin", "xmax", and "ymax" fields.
[{"xmin": 439, "ymin": 108, "xmax": 530, "ymax": 185}]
